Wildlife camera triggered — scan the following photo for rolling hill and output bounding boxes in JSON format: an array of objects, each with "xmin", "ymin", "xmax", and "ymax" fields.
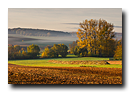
[
  {"xmin": 8, "ymin": 28, "xmax": 122, "ymax": 50},
  {"xmin": 8, "ymin": 28, "xmax": 71, "ymax": 37}
]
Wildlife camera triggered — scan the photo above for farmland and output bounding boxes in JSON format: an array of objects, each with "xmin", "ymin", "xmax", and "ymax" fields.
[
  {"xmin": 8, "ymin": 55, "xmax": 122, "ymax": 68},
  {"xmin": 8, "ymin": 63, "xmax": 122, "ymax": 84},
  {"xmin": 8, "ymin": 55, "xmax": 122, "ymax": 84},
  {"xmin": 8, "ymin": 9, "xmax": 122, "ymax": 85}
]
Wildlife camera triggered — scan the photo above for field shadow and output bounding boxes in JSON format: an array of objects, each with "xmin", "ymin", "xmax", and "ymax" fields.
[{"xmin": 8, "ymin": 56, "xmax": 79, "ymax": 61}]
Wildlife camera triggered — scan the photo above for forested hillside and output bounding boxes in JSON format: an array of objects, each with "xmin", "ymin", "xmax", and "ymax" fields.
[{"xmin": 8, "ymin": 28, "xmax": 71, "ymax": 37}]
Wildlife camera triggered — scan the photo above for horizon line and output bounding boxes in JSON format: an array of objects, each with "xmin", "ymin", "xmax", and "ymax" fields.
[{"xmin": 8, "ymin": 27, "xmax": 122, "ymax": 33}]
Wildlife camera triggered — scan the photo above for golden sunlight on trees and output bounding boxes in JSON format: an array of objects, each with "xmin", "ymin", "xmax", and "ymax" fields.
[
  {"xmin": 114, "ymin": 39, "xmax": 122, "ymax": 60},
  {"xmin": 114, "ymin": 45, "xmax": 122, "ymax": 60},
  {"xmin": 69, "ymin": 41, "xmax": 77, "ymax": 54},
  {"xmin": 41, "ymin": 44, "xmax": 68, "ymax": 58},
  {"xmin": 41, "ymin": 47, "xmax": 50, "ymax": 58},
  {"xmin": 76, "ymin": 19, "xmax": 115, "ymax": 57},
  {"xmin": 27, "ymin": 44, "xmax": 40, "ymax": 58}
]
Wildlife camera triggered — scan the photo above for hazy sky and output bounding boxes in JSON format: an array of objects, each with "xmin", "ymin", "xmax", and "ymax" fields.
[{"xmin": 8, "ymin": 8, "xmax": 122, "ymax": 33}]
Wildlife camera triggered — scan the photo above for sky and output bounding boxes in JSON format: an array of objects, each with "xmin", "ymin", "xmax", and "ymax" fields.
[{"xmin": 8, "ymin": 8, "xmax": 122, "ymax": 33}]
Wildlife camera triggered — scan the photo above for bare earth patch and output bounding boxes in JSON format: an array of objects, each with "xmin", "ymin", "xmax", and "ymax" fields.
[
  {"xmin": 48, "ymin": 60, "xmax": 110, "ymax": 65},
  {"xmin": 8, "ymin": 63, "xmax": 122, "ymax": 84},
  {"xmin": 107, "ymin": 61, "xmax": 122, "ymax": 65}
]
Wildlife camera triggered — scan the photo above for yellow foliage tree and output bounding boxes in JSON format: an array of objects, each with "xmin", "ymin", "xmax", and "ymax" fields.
[
  {"xmin": 77, "ymin": 19, "xmax": 115, "ymax": 57},
  {"xmin": 41, "ymin": 48, "xmax": 50, "ymax": 58},
  {"xmin": 114, "ymin": 45, "xmax": 122, "ymax": 60}
]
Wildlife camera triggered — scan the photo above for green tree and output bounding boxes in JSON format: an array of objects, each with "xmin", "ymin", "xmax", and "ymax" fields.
[
  {"xmin": 50, "ymin": 44, "xmax": 60, "ymax": 57},
  {"xmin": 49, "ymin": 49, "xmax": 58, "ymax": 58},
  {"xmin": 27, "ymin": 44, "xmax": 40, "ymax": 58},
  {"xmin": 58, "ymin": 44, "xmax": 68, "ymax": 58},
  {"xmin": 41, "ymin": 44, "xmax": 68, "ymax": 58}
]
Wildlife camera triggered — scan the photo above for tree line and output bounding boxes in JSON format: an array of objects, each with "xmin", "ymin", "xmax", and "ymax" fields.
[
  {"xmin": 8, "ymin": 44, "xmax": 68, "ymax": 60},
  {"xmin": 8, "ymin": 44, "xmax": 40, "ymax": 60},
  {"xmin": 8, "ymin": 40, "xmax": 122, "ymax": 60}
]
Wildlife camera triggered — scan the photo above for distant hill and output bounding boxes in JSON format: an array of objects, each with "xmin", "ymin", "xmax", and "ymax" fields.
[
  {"xmin": 8, "ymin": 28, "xmax": 71, "ymax": 37},
  {"xmin": 8, "ymin": 28, "xmax": 122, "ymax": 40}
]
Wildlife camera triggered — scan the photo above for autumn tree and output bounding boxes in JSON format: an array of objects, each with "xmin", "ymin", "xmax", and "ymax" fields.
[
  {"xmin": 14, "ymin": 45, "xmax": 21, "ymax": 51},
  {"xmin": 74, "ymin": 46, "xmax": 81, "ymax": 57},
  {"xmin": 58, "ymin": 44, "xmax": 68, "ymax": 57},
  {"xmin": 49, "ymin": 48, "xmax": 58, "ymax": 58},
  {"xmin": 41, "ymin": 44, "xmax": 68, "ymax": 58},
  {"xmin": 8, "ymin": 46, "xmax": 22, "ymax": 59},
  {"xmin": 114, "ymin": 44, "xmax": 122, "ymax": 60},
  {"xmin": 50, "ymin": 44, "xmax": 60, "ymax": 57},
  {"xmin": 41, "ymin": 47, "xmax": 50, "ymax": 58},
  {"xmin": 114, "ymin": 39, "xmax": 122, "ymax": 60},
  {"xmin": 22, "ymin": 50, "xmax": 27, "ymax": 58},
  {"xmin": 16, "ymin": 50, "xmax": 23, "ymax": 59},
  {"xmin": 69, "ymin": 41, "xmax": 77, "ymax": 54},
  {"xmin": 8, "ymin": 47, "xmax": 18, "ymax": 59},
  {"xmin": 27, "ymin": 44, "xmax": 40, "ymax": 58},
  {"xmin": 8, "ymin": 44, "xmax": 41, "ymax": 59},
  {"xmin": 77, "ymin": 19, "xmax": 115, "ymax": 57},
  {"xmin": 74, "ymin": 46, "xmax": 88, "ymax": 57},
  {"xmin": 80, "ymin": 47, "xmax": 88, "ymax": 57},
  {"xmin": 49, "ymin": 44, "xmax": 68, "ymax": 58}
]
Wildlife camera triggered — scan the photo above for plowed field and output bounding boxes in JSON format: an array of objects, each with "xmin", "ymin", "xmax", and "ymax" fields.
[
  {"xmin": 8, "ymin": 63, "xmax": 122, "ymax": 84},
  {"xmin": 107, "ymin": 61, "xmax": 122, "ymax": 65}
]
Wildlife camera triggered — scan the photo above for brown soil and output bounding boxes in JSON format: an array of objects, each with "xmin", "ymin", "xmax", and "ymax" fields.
[
  {"xmin": 107, "ymin": 61, "xmax": 122, "ymax": 65},
  {"xmin": 8, "ymin": 63, "xmax": 122, "ymax": 77},
  {"xmin": 8, "ymin": 63, "xmax": 122, "ymax": 84},
  {"xmin": 48, "ymin": 60, "xmax": 110, "ymax": 65}
]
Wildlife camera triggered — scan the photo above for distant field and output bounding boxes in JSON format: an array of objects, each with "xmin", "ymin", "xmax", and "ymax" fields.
[{"xmin": 8, "ymin": 54, "xmax": 122, "ymax": 68}]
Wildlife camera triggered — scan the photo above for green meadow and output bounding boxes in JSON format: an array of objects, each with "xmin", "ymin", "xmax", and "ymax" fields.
[{"xmin": 8, "ymin": 54, "xmax": 122, "ymax": 68}]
